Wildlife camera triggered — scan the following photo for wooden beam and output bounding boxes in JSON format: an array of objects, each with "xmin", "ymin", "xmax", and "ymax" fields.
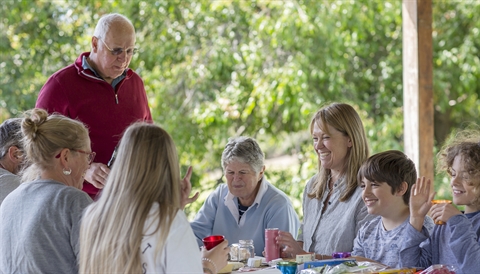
[{"xmin": 402, "ymin": 0, "xmax": 434, "ymax": 182}]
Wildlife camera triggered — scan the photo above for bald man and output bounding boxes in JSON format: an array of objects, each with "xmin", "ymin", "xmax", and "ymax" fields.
[{"xmin": 36, "ymin": 13, "xmax": 152, "ymax": 199}]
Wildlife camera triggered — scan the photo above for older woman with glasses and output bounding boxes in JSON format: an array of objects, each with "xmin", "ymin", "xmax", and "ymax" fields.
[
  {"xmin": 190, "ymin": 136, "xmax": 300, "ymax": 256},
  {"xmin": 0, "ymin": 108, "xmax": 93, "ymax": 273}
]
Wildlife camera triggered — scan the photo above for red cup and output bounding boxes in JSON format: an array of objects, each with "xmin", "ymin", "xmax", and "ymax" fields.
[
  {"xmin": 203, "ymin": 235, "xmax": 225, "ymax": 250},
  {"xmin": 265, "ymin": 228, "xmax": 280, "ymax": 262}
]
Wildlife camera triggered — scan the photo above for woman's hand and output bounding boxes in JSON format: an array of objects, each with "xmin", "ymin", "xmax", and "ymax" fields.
[
  {"xmin": 180, "ymin": 166, "xmax": 199, "ymax": 209},
  {"xmin": 201, "ymin": 240, "xmax": 230, "ymax": 274},
  {"xmin": 409, "ymin": 177, "xmax": 435, "ymax": 231},
  {"xmin": 84, "ymin": 162, "xmax": 109, "ymax": 189},
  {"xmin": 276, "ymin": 230, "xmax": 305, "ymax": 258}
]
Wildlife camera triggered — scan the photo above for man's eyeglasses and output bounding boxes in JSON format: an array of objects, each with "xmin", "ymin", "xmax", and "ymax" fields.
[
  {"xmin": 99, "ymin": 38, "xmax": 138, "ymax": 56},
  {"xmin": 55, "ymin": 149, "xmax": 96, "ymax": 165}
]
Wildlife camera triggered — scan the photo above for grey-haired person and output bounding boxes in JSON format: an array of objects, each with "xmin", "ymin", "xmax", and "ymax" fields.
[
  {"xmin": 0, "ymin": 118, "xmax": 24, "ymax": 205},
  {"xmin": 36, "ymin": 13, "xmax": 152, "ymax": 200},
  {"xmin": 190, "ymin": 136, "xmax": 300, "ymax": 256}
]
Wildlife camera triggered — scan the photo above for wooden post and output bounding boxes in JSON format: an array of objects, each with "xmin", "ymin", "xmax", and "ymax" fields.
[{"xmin": 402, "ymin": 0, "xmax": 434, "ymax": 182}]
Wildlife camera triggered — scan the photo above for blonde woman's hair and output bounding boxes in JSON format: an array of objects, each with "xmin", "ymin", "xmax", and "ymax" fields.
[
  {"xmin": 437, "ymin": 127, "xmax": 480, "ymax": 207},
  {"xmin": 307, "ymin": 102, "xmax": 369, "ymax": 202},
  {"xmin": 20, "ymin": 108, "xmax": 89, "ymax": 182},
  {"xmin": 79, "ymin": 122, "xmax": 181, "ymax": 273}
]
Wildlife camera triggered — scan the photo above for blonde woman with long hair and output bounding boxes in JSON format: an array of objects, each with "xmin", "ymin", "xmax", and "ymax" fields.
[
  {"xmin": 79, "ymin": 123, "xmax": 228, "ymax": 274},
  {"xmin": 277, "ymin": 102, "xmax": 375, "ymax": 258}
]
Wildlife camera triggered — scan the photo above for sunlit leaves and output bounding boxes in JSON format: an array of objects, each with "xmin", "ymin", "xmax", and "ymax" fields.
[{"xmin": 2, "ymin": 0, "xmax": 479, "ymax": 209}]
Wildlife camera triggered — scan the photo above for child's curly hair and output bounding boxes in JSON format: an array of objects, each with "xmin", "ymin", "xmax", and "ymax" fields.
[{"xmin": 437, "ymin": 127, "xmax": 480, "ymax": 207}]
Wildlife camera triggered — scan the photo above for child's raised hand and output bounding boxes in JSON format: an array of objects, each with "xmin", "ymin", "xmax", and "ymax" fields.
[{"xmin": 409, "ymin": 177, "xmax": 435, "ymax": 231}]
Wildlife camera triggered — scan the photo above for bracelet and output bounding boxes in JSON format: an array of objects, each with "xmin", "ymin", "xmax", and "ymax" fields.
[
  {"xmin": 203, "ymin": 267, "xmax": 214, "ymax": 274},
  {"xmin": 202, "ymin": 257, "xmax": 217, "ymax": 274}
]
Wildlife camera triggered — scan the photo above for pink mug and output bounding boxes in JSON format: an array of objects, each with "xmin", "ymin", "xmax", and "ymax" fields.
[{"xmin": 265, "ymin": 228, "xmax": 280, "ymax": 262}]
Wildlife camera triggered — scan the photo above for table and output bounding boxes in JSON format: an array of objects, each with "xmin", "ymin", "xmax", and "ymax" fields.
[{"xmin": 232, "ymin": 267, "xmax": 281, "ymax": 274}]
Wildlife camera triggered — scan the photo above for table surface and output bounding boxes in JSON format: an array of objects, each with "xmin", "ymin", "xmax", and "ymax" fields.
[{"xmin": 232, "ymin": 268, "xmax": 281, "ymax": 274}]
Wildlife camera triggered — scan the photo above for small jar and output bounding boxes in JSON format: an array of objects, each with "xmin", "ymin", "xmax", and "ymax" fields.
[
  {"xmin": 229, "ymin": 243, "xmax": 240, "ymax": 262},
  {"xmin": 238, "ymin": 239, "xmax": 255, "ymax": 262}
]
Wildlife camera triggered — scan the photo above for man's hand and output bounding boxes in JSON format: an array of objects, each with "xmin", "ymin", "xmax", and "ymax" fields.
[{"xmin": 84, "ymin": 162, "xmax": 110, "ymax": 189}]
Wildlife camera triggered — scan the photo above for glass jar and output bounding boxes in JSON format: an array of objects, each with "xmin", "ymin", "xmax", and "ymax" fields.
[
  {"xmin": 238, "ymin": 239, "xmax": 255, "ymax": 262},
  {"xmin": 229, "ymin": 243, "xmax": 240, "ymax": 262}
]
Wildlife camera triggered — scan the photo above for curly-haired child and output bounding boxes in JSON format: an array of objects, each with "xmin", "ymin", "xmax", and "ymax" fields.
[{"xmin": 400, "ymin": 128, "xmax": 480, "ymax": 273}]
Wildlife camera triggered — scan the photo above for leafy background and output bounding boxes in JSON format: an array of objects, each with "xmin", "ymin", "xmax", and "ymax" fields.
[{"xmin": 2, "ymin": 0, "xmax": 480, "ymax": 218}]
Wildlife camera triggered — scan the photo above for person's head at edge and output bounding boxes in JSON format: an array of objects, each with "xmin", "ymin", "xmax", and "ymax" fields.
[
  {"xmin": 79, "ymin": 122, "xmax": 181, "ymax": 273},
  {"xmin": 20, "ymin": 108, "xmax": 92, "ymax": 189},
  {"xmin": 88, "ymin": 13, "xmax": 136, "ymax": 84},
  {"xmin": 437, "ymin": 127, "xmax": 480, "ymax": 213},
  {"xmin": 221, "ymin": 136, "xmax": 266, "ymax": 207},
  {"xmin": 308, "ymin": 102, "xmax": 369, "ymax": 202},
  {"xmin": 0, "ymin": 118, "xmax": 24, "ymax": 174}
]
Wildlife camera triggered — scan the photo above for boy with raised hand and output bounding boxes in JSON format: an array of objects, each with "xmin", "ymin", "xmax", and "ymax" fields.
[{"xmin": 351, "ymin": 150, "xmax": 434, "ymax": 268}]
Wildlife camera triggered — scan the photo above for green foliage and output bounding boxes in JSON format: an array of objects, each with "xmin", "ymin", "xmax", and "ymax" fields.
[{"xmin": 2, "ymin": 0, "xmax": 479, "ymax": 218}]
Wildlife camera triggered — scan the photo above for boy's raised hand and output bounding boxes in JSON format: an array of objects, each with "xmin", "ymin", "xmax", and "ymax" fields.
[{"xmin": 409, "ymin": 177, "xmax": 435, "ymax": 231}]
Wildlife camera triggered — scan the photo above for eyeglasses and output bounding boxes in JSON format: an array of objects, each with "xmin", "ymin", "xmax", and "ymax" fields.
[
  {"xmin": 75, "ymin": 150, "xmax": 96, "ymax": 165},
  {"xmin": 55, "ymin": 149, "xmax": 96, "ymax": 165},
  {"xmin": 99, "ymin": 38, "xmax": 138, "ymax": 56}
]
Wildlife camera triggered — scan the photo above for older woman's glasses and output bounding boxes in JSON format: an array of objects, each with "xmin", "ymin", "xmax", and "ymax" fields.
[
  {"xmin": 74, "ymin": 150, "xmax": 96, "ymax": 165},
  {"xmin": 100, "ymin": 38, "xmax": 138, "ymax": 56},
  {"xmin": 55, "ymin": 149, "xmax": 96, "ymax": 165}
]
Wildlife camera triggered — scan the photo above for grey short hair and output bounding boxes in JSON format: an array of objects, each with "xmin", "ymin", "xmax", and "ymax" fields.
[
  {"xmin": 221, "ymin": 136, "xmax": 264, "ymax": 174},
  {"xmin": 0, "ymin": 118, "xmax": 22, "ymax": 159},
  {"xmin": 93, "ymin": 13, "xmax": 134, "ymax": 39}
]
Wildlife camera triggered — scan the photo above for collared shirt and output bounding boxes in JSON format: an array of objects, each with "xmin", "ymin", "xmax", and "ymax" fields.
[
  {"xmin": 190, "ymin": 177, "xmax": 300, "ymax": 256},
  {"xmin": 299, "ymin": 174, "xmax": 375, "ymax": 255},
  {"xmin": 224, "ymin": 177, "xmax": 270, "ymax": 226},
  {"xmin": 82, "ymin": 55, "xmax": 126, "ymax": 89}
]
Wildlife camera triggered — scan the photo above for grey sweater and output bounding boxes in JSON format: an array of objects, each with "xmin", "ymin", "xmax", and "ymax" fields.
[
  {"xmin": 399, "ymin": 210, "xmax": 480, "ymax": 274},
  {"xmin": 0, "ymin": 179, "xmax": 92, "ymax": 273},
  {"xmin": 0, "ymin": 168, "xmax": 21, "ymax": 206}
]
